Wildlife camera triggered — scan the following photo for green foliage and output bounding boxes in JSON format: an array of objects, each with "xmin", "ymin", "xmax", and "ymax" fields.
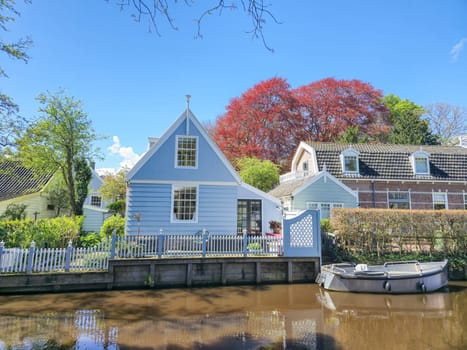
[
  {"xmin": 331, "ymin": 208, "xmax": 467, "ymax": 258},
  {"xmin": 107, "ymin": 199, "xmax": 126, "ymax": 216},
  {"xmin": 99, "ymin": 168, "xmax": 128, "ymax": 202},
  {"xmin": 74, "ymin": 157, "xmax": 92, "ymax": 216},
  {"xmin": 237, "ymin": 157, "xmax": 279, "ymax": 192},
  {"xmin": 100, "ymin": 214, "xmax": 125, "ymax": 237},
  {"xmin": 0, "ymin": 216, "xmax": 83, "ymax": 248},
  {"xmin": 383, "ymin": 94, "xmax": 439, "ymax": 145},
  {"xmin": 338, "ymin": 125, "xmax": 368, "ymax": 144},
  {"xmin": 78, "ymin": 231, "xmax": 104, "ymax": 248},
  {"xmin": 44, "ymin": 174, "xmax": 70, "ymax": 216},
  {"xmin": 0, "ymin": 0, "xmax": 32, "ymax": 151},
  {"xmin": 17, "ymin": 90, "xmax": 102, "ymax": 215},
  {"xmin": 0, "ymin": 203, "xmax": 27, "ymax": 220},
  {"xmin": 320, "ymin": 218, "xmax": 332, "ymax": 233}
]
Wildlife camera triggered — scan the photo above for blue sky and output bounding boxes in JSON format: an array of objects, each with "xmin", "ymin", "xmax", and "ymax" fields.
[{"xmin": 3, "ymin": 0, "xmax": 466, "ymax": 173}]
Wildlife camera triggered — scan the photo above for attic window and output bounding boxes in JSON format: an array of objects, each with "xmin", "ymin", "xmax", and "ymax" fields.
[
  {"xmin": 176, "ymin": 135, "xmax": 198, "ymax": 168},
  {"xmin": 410, "ymin": 151, "xmax": 430, "ymax": 175},
  {"xmin": 340, "ymin": 148, "xmax": 360, "ymax": 174}
]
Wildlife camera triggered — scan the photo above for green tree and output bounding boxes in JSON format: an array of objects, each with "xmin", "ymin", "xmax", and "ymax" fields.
[
  {"xmin": 383, "ymin": 94, "xmax": 439, "ymax": 145},
  {"xmin": 0, "ymin": 0, "xmax": 32, "ymax": 152},
  {"xmin": 237, "ymin": 157, "xmax": 279, "ymax": 192},
  {"xmin": 44, "ymin": 174, "xmax": 70, "ymax": 216},
  {"xmin": 17, "ymin": 90, "xmax": 101, "ymax": 215},
  {"xmin": 74, "ymin": 157, "xmax": 92, "ymax": 216},
  {"xmin": 99, "ymin": 168, "xmax": 128, "ymax": 202},
  {"xmin": 338, "ymin": 125, "xmax": 369, "ymax": 144}
]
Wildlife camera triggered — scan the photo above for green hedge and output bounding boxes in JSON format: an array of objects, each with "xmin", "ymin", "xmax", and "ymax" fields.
[
  {"xmin": 0, "ymin": 216, "xmax": 83, "ymax": 248},
  {"xmin": 330, "ymin": 209, "xmax": 467, "ymax": 256}
]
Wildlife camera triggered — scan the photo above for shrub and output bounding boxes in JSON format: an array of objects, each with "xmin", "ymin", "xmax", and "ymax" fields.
[
  {"xmin": 100, "ymin": 214, "xmax": 125, "ymax": 237},
  {"xmin": 0, "ymin": 216, "xmax": 83, "ymax": 248}
]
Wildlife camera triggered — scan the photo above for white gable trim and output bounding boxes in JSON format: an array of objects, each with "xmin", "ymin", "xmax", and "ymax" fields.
[
  {"xmin": 240, "ymin": 182, "xmax": 282, "ymax": 206},
  {"xmin": 292, "ymin": 170, "xmax": 358, "ymax": 199},
  {"xmin": 127, "ymin": 109, "xmax": 241, "ymax": 183},
  {"xmin": 291, "ymin": 142, "xmax": 319, "ymax": 174}
]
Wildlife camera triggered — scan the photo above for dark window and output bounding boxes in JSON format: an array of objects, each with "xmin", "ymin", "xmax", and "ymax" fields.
[
  {"xmin": 237, "ymin": 200, "xmax": 262, "ymax": 235},
  {"xmin": 90, "ymin": 195, "xmax": 102, "ymax": 207},
  {"xmin": 388, "ymin": 192, "xmax": 410, "ymax": 209}
]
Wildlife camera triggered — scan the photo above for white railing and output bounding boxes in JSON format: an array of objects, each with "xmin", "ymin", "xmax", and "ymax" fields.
[
  {"xmin": 279, "ymin": 170, "xmax": 310, "ymax": 183},
  {"xmin": 0, "ymin": 233, "xmax": 284, "ymax": 274}
]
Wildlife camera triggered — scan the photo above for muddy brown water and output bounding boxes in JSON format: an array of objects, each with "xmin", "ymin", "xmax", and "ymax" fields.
[{"xmin": 0, "ymin": 282, "xmax": 465, "ymax": 350}]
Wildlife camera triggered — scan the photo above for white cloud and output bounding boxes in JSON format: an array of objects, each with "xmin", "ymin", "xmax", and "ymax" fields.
[
  {"xmin": 107, "ymin": 135, "xmax": 141, "ymax": 170},
  {"xmin": 450, "ymin": 38, "xmax": 467, "ymax": 62}
]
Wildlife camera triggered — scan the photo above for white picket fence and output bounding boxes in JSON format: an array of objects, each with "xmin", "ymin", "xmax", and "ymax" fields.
[{"xmin": 0, "ymin": 233, "xmax": 283, "ymax": 274}]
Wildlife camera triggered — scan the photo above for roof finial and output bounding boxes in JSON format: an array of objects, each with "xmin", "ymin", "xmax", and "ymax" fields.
[{"xmin": 185, "ymin": 94, "xmax": 191, "ymax": 110}]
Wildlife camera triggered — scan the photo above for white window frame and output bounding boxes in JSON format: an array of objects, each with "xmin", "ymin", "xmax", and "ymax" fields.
[
  {"xmin": 171, "ymin": 185, "xmax": 198, "ymax": 223},
  {"xmin": 410, "ymin": 151, "xmax": 430, "ymax": 175},
  {"xmin": 340, "ymin": 149, "xmax": 360, "ymax": 174},
  {"xmin": 387, "ymin": 191, "xmax": 411, "ymax": 209},
  {"xmin": 433, "ymin": 192, "xmax": 448, "ymax": 210},
  {"xmin": 175, "ymin": 135, "xmax": 198, "ymax": 169}
]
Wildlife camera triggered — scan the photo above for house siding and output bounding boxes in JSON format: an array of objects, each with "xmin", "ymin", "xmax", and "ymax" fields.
[
  {"xmin": 293, "ymin": 176, "xmax": 357, "ymax": 211},
  {"xmin": 126, "ymin": 183, "xmax": 237, "ymax": 235},
  {"xmin": 82, "ymin": 207, "xmax": 111, "ymax": 232},
  {"xmin": 131, "ymin": 120, "xmax": 237, "ymax": 183},
  {"xmin": 0, "ymin": 193, "xmax": 56, "ymax": 220},
  {"xmin": 345, "ymin": 180, "xmax": 466, "ymax": 209}
]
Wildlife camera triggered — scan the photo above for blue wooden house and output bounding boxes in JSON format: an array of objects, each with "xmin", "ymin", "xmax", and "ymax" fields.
[
  {"xmin": 269, "ymin": 142, "xmax": 358, "ymax": 219},
  {"xmin": 126, "ymin": 107, "xmax": 282, "ymax": 235}
]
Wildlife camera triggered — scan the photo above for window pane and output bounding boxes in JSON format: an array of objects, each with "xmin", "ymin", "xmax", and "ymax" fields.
[
  {"xmin": 177, "ymin": 136, "xmax": 197, "ymax": 167},
  {"xmin": 433, "ymin": 193, "xmax": 447, "ymax": 210},
  {"xmin": 388, "ymin": 192, "xmax": 410, "ymax": 209},
  {"xmin": 173, "ymin": 186, "xmax": 197, "ymax": 221},
  {"xmin": 90, "ymin": 195, "xmax": 102, "ymax": 207},
  {"xmin": 344, "ymin": 156, "xmax": 357, "ymax": 172},
  {"xmin": 415, "ymin": 157, "xmax": 428, "ymax": 173}
]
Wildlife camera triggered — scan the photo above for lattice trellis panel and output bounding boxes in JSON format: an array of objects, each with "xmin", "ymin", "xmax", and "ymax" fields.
[{"xmin": 289, "ymin": 213, "xmax": 314, "ymax": 247}]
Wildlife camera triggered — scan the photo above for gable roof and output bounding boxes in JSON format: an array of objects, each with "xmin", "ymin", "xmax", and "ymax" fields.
[
  {"xmin": 127, "ymin": 108, "xmax": 241, "ymax": 182},
  {"xmin": 306, "ymin": 142, "xmax": 467, "ymax": 181},
  {"xmin": 0, "ymin": 160, "xmax": 54, "ymax": 201},
  {"xmin": 269, "ymin": 170, "xmax": 357, "ymax": 199}
]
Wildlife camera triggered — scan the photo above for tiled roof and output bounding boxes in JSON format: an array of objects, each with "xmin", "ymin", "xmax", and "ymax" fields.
[
  {"xmin": 306, "ymin": 142, "xmax": 467, "ymax": 181},
  {"xmin": 269, "ymin": 177, "xmax": 310, "ymax": 198},
  {"xmin": 0, "ymin": 160, "xmax": 54, "ymax": 201}
]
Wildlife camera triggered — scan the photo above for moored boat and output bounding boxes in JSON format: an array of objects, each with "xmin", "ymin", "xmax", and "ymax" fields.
[{"xmin": 316, "ymin": 260, "xmax": 448, "ymax": 294}]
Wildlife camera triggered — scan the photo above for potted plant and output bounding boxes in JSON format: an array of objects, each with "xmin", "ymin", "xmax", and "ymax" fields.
[{"xmin": 269, "ymin": 220, "xmax": 282, "ymax": 234}]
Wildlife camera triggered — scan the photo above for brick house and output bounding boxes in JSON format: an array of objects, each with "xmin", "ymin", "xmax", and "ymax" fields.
[{"xmin": 275, "ymin": 142, "xmax": 467, "ymax": 211}]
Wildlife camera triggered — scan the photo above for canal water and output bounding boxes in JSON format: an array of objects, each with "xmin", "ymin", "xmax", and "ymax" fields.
[{"xmin": 0, "ymin": 282, "xmax": 465, "ymax": 350}]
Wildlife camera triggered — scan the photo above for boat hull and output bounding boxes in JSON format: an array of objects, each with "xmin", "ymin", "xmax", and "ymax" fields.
[{"xmin": 316, "ymin": 260, "xmax": 448, "ymax": 294}]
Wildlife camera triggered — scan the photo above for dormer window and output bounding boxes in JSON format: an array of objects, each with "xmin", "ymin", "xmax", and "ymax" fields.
[
  {"xmin": 410, "ymin": 151, "xmax": 430, "ymax": 175},
  {"xmin": 340, "ymin": 148, "xmax": 360, "ymax": 174},
  {"xmin": 176, "ymin": 135, "xmax": 198, "ymax": 168}
]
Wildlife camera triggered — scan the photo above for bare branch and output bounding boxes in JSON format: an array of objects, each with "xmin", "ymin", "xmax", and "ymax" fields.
[
  {"xmin": 107, "ymin": 0, "xmax": 278, "ymax": 51},
  {"xmin": 425, "ymin": 103, "xmax": 467, "ymax": 146}
]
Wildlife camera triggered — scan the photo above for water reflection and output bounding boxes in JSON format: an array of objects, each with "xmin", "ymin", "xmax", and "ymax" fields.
[{"xmin": 0, "ymin": 282, "xmax": 465, "ymax": 349}]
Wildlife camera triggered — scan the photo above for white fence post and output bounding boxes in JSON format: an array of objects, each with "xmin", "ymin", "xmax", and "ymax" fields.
[
  {"xmin": 65, "ymin": 240, "xmax": 72, "ymax": 272},
  {"xmin": 243, "ymin": 234, "xmax": 248, "ymax": 257},
  {"xmin": 110, "ymin": 232, "xmax": 117, "ymax": 259},
  {"xmin": 0, "ymin": 241, "xmax": 4, "ymax": 272},
  {"xmin": 27, "ymin": 241, "xmax": 35, "ymax": 273},
  {"xmin": 201, "ymin": 228, "xmax": 207, "ymax": 258}
]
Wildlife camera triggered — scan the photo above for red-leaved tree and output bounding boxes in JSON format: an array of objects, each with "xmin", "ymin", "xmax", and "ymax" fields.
[
  {"xmin": 212, "ymin": 77, "xmax": 304, "ymax": 169},
  {"xmin": 294, "ymin": 78, "xmax": 390, "ymax": 142},
  {"xmin": 212, "ymin": 77, "xmax": 391, "ymax": 169}
]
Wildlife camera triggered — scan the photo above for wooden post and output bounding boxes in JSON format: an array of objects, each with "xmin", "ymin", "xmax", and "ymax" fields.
[
  {"xmin": 110, "ymin": 232, "xmax": 117, "ymax": 259},
  {"xmin": 65, "ymin": 240, "xmax": 72, "ymax": 272},
  {"xmin": 202, "ymin": 228, "xmax": 207, "ymax": 258},
  {"xmin": 243, "ymin": 234, "xmax": 248, "ymax": 257},
  {"xmin": 0, "ymin": 241, "xmax": 4, "ymax": 273},
  {"xmin": 27, "ymin": 241, "xmax": 35, "ymax": 274}
]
